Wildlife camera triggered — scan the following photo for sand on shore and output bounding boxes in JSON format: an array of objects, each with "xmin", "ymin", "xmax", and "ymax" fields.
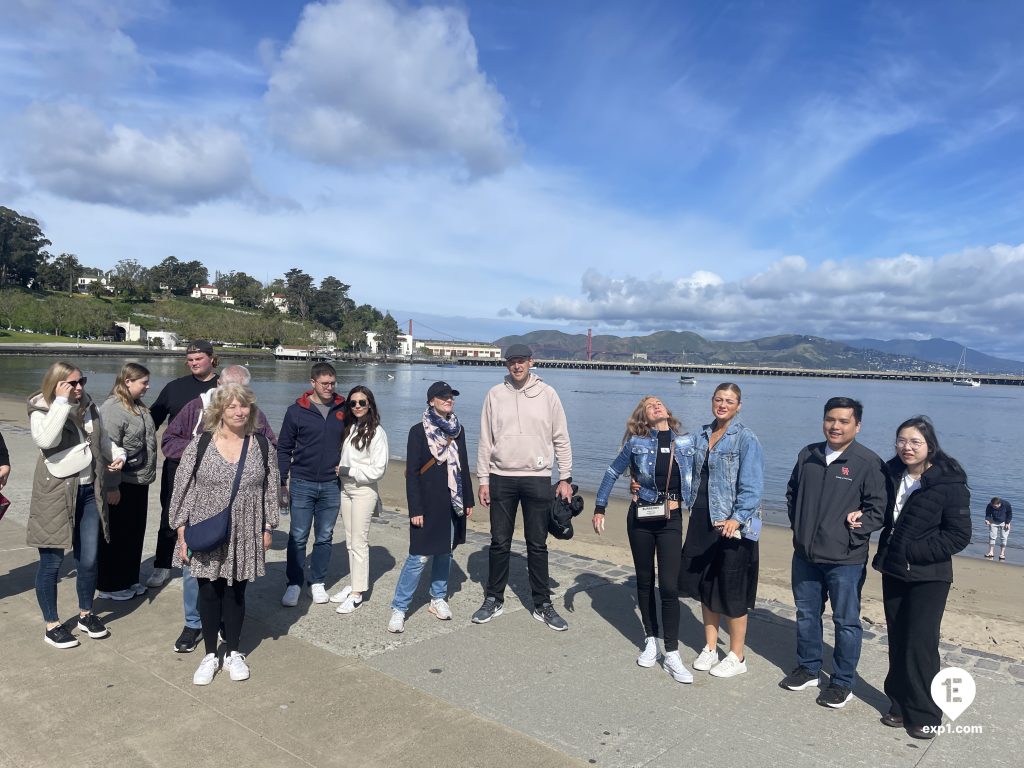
[{"xmin": 1, "ymin": 392, "xmax": 1019, "ymax": 659}]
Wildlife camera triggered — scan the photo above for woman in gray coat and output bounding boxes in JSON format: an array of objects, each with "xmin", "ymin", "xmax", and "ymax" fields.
[
  {"xmin": 97, "ymin": 363, "xmax": 157, "ymax": 600},
  {"xmin": 28, "ymin": 361, "xmax": 121, "ymax": 649}
]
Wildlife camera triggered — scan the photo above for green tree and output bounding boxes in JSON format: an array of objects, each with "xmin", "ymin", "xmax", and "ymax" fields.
[
  {"xmin": 374, "ymin": 312, "xmax": 401, "ymax": 360},
  {"xmin": 109, "ymin": 259, "xmax": 151, "ymax": 300},
  {"xmin": 284, "ymin": 267, "xmax": 315, "ymax": 321},
  {"xmin": 36, "ymin": 252, "xmax": 82, "ymax": 293},
  {"xmin": 310, "ymin": 275, "xmax": 354, "ymax": 328},
  {"xmin": 216, "ymin": 271, "xmax": 265, "ymax": 308},
  {"xmin": 150, "ymin": 256, "xmax": 209, "ymax": 295},
  {"xmin": 0, "ymin": 206, "xmax": 51, "ymax": 288}
]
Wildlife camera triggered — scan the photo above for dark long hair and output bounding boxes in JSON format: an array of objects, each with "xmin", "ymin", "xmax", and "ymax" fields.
[
  {"xmin": 344, "ymin": 385, "xmax": 380, "ymax": 451},
  {"xmin": 892, "ymin": 415, "xmax": 966, "ymax": 479}
]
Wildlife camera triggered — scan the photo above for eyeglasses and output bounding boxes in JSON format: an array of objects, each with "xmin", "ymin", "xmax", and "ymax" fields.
[
  {"xmin": 314, "ymin": 380, "xmax": 337, "ymax": 388},
  {"xmin": 65, "ymin": 378, "xmax": 87, "ymax": 387},
  {"xmin": 895, "ymin": 438, "xmax": 926, "ymax": 449},
  {"xmin": 348, "ymin": 398, "xmax": 368, "ymax": 407}
]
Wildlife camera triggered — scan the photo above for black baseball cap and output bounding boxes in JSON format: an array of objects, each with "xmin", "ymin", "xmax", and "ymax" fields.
[
  {"xmin": 504, "ymin": 343, "xmax": 532, "ymax": 361},
  {"xmin": 427, "ymin": 381, "xmax": 460, "ymax": 401},
  {"xmin": 185, "ymin": 340, "xmax": 214, "ymax": 356}
]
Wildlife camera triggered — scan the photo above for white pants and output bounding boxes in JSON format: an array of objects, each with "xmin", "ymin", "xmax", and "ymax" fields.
[
  {"xmin": 988, "ymin": 523, "xmax": 1010, "ymax": 548},
  {"xmin": 341, "ymin": 481, "xmax": 378, "ymax": 593}
]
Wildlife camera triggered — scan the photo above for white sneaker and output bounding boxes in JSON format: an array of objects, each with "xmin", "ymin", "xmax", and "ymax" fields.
[
  {"xmin": 709, "ymin": 651, "xmax": 747, "ymax": 678},
  {"xmin": 336, "ymin": 594, "xmax": 363, "ymax": 614},
  {"xmin": 663, "ymin": 651, "xmax": 694, "ymax": 684},
  {"xmin": 310, "ymin": 583, "xmax": 329, "ymax": 604},
  {"xmin": 223, "ymin": 651, "xmax": 250, "ymax": 681},
  {"xmin": 281, "ymin": 585, "xmax": 301, "ymax": 607},
  {"xmin": 637, "ymin": 636, "xmax": 660, "ymax": 668},
  {"xmin": 428, "ymin": 597, "xmax": 452, "ymax": 620},
  {"xmin": 693, "ymin": 645, "xmax": 720, "ymax": 671},
  {"xmin": 329, "ymin": 585, "xmax": 353, "ymax": 604},
  {"xmin": 387, "ymin": 610, "xmax": 406, "ymax": 633},
  {"xmin": 145, "ymin": 568, "xmax": 171, "ymax": 588},
  {"xmin": 192, "ymin": 653, "xmax": 219, "ymax": 685}
]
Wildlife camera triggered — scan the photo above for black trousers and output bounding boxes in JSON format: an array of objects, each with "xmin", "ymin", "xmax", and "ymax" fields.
[
  {"xmin": 882, "ymin": 575, "xmax": 950, "ymax": 728},
  {"xmin": 154, "ymin": 459, "xmax": 180, "ymax": 569},
  {"xmin": 97, "ymin": 481, "xmax": 150, "ymax": 592},
  {"xmin": 626, "ymin": 504, "xmax": 682, "ymax": 651},
  {"xmin": 197, "ymin": 578, "xmax": 247, "ymax": 655},
  {"xmin": 486, "ymin": 474, "xmax": 551, "ymax": 608}
]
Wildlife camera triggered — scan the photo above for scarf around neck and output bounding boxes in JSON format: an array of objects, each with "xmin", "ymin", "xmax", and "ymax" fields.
[{"xmin": 422, "ymin": 407, "xmax": 464, "ymax": 516}]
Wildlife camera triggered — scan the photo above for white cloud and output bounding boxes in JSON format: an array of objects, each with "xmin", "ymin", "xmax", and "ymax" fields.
[
  {"xmin": 13, "ymin": 103, "xmax": 255, "ymax": 211},
  {"xmin": 265, "ymin": 0, "xmax": 515, "ymax": 174}
]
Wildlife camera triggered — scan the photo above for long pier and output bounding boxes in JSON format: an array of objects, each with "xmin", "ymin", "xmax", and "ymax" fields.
[{"xmin": 455, "ymin": 358, "xmax": 1024, "ymax": 386}]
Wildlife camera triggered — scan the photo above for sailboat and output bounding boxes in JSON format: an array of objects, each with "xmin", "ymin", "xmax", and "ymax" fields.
[{"xmin": 952, "ymin": 348, "xmax": 981, "ymax": 387}]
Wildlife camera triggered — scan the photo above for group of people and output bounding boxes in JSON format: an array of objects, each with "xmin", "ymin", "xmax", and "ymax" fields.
[{"xmin": 14, "ymin": 342, "xmax": 983, "ymax": 737}]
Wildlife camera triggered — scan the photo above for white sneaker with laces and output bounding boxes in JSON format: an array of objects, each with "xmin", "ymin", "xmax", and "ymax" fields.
[
  {"xmin": 223, "ymin": 651, "xmax": 250, "ymax": 681},
  {"xmin": 693, "ymin": 645, "xmax": 720, "ymax": 671},
  {"xmin": 336, "ymin": 594, "xmax": 363, "ymax": 614},
  {"xmin": 330, "ymin": 585, "xmax": 353, "ymax": 604},
  {"xmin": 637, "ymin": 636, "xmax": 660, "ymax": 668},
  {"xmin": 387, "ymin": 610, "xmax": 406, "ymax": 633},
  {"xmin": 428, "ymin": 597, "xmax": 452, "ymax": 620},
  {"xmin": 709, "ymin": 651, "xmax": 747, "ymax": 678},
  {"xmin": 281, "ymin": 585, "xmax": 301, "ymax": 607},
  {"xmin": 310, "ymin": 583, "xmax": 329, "ymax": 604},
  {"xmin": 193, "ymin": 653, "xmax": 219, "ymax": 685},
  {"xmin": 663, "ymin": 650, "xmax": 694, "ymax": 683},
  {"xmin": 145, "ymin": 568, "xmax": 171, "ymax": 588}
]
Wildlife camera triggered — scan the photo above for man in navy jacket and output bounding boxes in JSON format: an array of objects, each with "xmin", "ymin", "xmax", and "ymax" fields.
[
  {"xmin": 781, "ymin": 397, "xmax": 888, "ymax": 710},
  {"xmin": 278, "ymin": 363, "xmax": 347, "ymax": 607}
]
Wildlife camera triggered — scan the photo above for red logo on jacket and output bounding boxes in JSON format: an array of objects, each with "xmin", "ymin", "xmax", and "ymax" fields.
[{"xmin": 841, "ymin": 467, "xmax": 850, "ymax": 476}]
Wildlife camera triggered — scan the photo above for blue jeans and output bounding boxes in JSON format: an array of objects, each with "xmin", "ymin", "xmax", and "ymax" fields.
[
  {"xmin": 182, "ymin": 566, "xmax": 201, "ymax": 629},
  {"xmin": 791, "ymin": 552, "xmax": 866, "ymax": 688},
  {"xmin": 35, "ymin": 484, "xmax": 100, "ymax": 622},
  {"xmin": 286, "ymin": 478, "xmax": 341, "ymax": 587},
  {"xmin": 391, "ymin": 553, "xmax": 453, "ymax": 614}
]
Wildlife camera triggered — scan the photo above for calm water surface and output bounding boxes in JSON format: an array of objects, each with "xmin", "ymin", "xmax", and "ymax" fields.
[{"xmin": 2, "ymin": 355, "xmax": 1020, "ymax": 563}]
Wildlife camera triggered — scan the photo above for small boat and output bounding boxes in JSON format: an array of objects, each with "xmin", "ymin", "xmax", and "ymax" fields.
[
  {"xmin": 629, "ymin": 369, "xmax": 641, "ymax": 375},
  {"xmin": 679, "ymin": 375, "xmax": 697, "ymax": 385},
  {"xmin": 952, "ymin": 348, "xmax": 981, "ymax": 387}
]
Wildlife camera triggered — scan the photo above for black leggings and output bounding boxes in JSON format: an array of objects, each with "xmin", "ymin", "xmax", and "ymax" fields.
[
  {"xmin": 197, "ymin": 578, "xmax": 247, "ymax": 655},
  {"xmin": 626, "ymin": 505, "xmax": 683, "ymax": 651}
]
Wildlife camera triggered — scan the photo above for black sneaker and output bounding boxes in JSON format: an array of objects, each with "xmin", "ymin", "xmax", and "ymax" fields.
[
  {"xmin": 45, "ymin": 623, "xmax": 80, "ymax": 649},
  {"xmin": 532, "ymin": 602, "xmax": 569, "ymax": 631},
  {"xmin": 471, "ymin": 597, "xmax": 503, "ymax": 624},
  {"xmin": 779, "ymin": 666, "xmax": 820, "ymax": 690},
  {"xmin": 76, "ymin": 613, "xmax": 109, "ymax": 639},
  {"xmin": 817, "ymin": 682, "xmax": 854, "ymax": 709},
  {"xmin": 174, "ymin": 625, "xmax": 203, "ymax": 653}
]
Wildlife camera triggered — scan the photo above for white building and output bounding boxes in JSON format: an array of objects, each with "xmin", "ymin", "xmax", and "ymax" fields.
[
  {"xmin": 365, "ymin": 332, "xmax": 414, "ymax": 355},
  {"xmin": 414, "ymin": 339, "xmax": 502, "ymax": 359},
  {"xmin": 269, "ymin": 293, "xmax": 289, "ymax": 313},
  {"xmin": 147, "ymin": 331, "xmax": 180, "ymax": 350},
  {"xmin": 190, "ymin": 284, "xmax": 235, "ymax": 305}
]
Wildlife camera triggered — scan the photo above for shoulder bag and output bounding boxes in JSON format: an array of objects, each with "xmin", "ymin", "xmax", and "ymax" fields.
[{"xmin": 185, "ymin": 434, "xmax": 249, "ymax": 553}]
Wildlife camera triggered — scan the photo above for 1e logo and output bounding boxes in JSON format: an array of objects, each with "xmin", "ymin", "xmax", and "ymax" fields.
[{"xmin": 930, "ymin": 667, "xmax": 976, "ymax": 721}]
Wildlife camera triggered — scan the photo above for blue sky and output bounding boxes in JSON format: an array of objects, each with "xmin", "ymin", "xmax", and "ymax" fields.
[{"xmin": 2, "ymin": 0, "xmax": 1023, "ymax": 356}]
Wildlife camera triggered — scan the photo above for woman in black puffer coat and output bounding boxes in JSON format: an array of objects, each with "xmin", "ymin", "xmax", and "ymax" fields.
[{"xmin": 852, "ymin": 415, "xmax": 971, "ymax": 740}]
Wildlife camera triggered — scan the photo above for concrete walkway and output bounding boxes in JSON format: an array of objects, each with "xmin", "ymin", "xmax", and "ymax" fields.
[{"xmin": 1, "ymin": 498, "xmax": 1021, "ymax": 767}]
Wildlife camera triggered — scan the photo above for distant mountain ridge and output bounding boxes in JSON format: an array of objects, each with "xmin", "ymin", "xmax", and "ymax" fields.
[{"xmin": 492, "ymin": 331, "xmax": 1023, "ymax": 373}]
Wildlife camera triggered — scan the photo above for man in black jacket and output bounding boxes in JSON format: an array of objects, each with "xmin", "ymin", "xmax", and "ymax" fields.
[{"xmin": 781, "ymin": 397, "xmax": 887, "ymax": 710}]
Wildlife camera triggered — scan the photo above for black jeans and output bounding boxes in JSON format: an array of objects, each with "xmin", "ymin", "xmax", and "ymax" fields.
[
  {"xmin": 486, "ymin": 474, "xmax": 552, "ymax": 608},
  {"xmin": 154, "ymin": 459, "xmax": 180, "ymax": 569},
  {"xmin": 626, "ymin": 504, "xmax": 682, "ymax": 651},
  {"xmin": 197, "ymin": 577, "xmax": 248, "ymax": 655},
  {"xmin": 882, "ymin": 575, "xmax": 949, "ymax": 728},
  {"xmin": 97, "ymin": 481, "xmax": 149, "ymax": 591}
]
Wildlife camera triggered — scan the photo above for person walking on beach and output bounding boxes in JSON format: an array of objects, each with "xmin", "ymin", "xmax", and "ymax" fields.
[
  {"xmin": 473, "ymin": 343, "xmax": 574, "ymax": 631},
  {"xmin": 277, "ymin": 363, "xmax": 346, "ymax": 609},
  {"xmin": 147, "ymin": 340, "xmax": 219, "ymax": 588},
  {"xmin": 679, "ymin": 382, "xmax": 764, "ymax": 679},
  {"xmin": 331, "ymin": 385, "xmax": 388, "ymax": 614},
  {"xmin": 387, "ymin": 381, "xmax": 475, "ymax": 633},
  {"xmin": 96, "ymin": 363, "xmax": 157, "ymax": 601},
  {"xmin": 985, "ymin": 497, "xmax": 1012, "ymax": 561},
  {"xmin": 161, "ymin": 365, "xmax": 277, "ymax": 653},
  {"xmin": 782, "ymin": 397, "xmax": 887, "ymax": 708},
  {"xmin": 851, "ymin": 416, "xmax": 971, "ymax": 739},
  {"xmin": 27, "ymin": 361, "xmax": 121, "ymax": 648},
  {"xmin": 593, "ymin": 396, "xmax": 694, "ymax": 681}
]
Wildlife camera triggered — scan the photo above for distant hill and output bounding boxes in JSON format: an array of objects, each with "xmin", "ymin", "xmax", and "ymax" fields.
[
  {"xmin": 493, "ymin": 330, "xmax": 947, "ymax": 372},
  {"xmin": 846, "ymin": 338, "xmax": 1024, "ymax": 374}
]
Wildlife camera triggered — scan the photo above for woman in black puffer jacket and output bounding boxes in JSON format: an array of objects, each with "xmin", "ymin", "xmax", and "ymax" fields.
[{"xmin": 851, "ymin": 415, "xmax": 971, "ymax": 740}]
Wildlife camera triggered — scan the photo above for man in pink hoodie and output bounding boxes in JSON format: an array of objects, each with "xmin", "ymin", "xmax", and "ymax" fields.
[{"xmin": 472, "ymin": 344, "xmax": 573, "ymax": 631}]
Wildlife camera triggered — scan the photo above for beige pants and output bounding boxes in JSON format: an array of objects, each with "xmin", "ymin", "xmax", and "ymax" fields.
[{"xmin": 340, "ymin": 481, "xmax": 378, "ymax": 593}]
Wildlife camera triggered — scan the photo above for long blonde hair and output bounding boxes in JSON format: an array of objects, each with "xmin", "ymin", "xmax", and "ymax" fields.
[
  {"xmin": 40, "ymin": 361, "xmax": 80, "ymax": 405},
  {"xmin": 621, "ymin": 395, "xmax": 681, "ymax": 444},
  {"xmin": 109, "ymin": 362, "xmax": 150, "ymax": 415},
  {"xmin": 204, "ymin": 383, "xmax": 259, "ymax": 435}
]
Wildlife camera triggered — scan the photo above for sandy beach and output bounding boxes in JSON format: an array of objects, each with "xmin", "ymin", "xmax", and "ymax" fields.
[{"xmin": 1, "ymin": 392, "xmax": 1020, "ymax": 659}]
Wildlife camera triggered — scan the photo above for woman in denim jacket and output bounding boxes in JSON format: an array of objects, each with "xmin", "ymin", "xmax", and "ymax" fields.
[
  {"xmin": 680, "ymin": 382, "xmax": 764, "ymax": 679},
  {"xmin": 594, "ymin": 396, "xmax": 695, "ymax": 683}
]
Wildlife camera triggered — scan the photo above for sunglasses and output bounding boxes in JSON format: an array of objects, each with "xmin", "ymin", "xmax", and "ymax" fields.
[
  {"xmin": 65, "ymin": 378, "xmax": 88, "ymax": 387},
  {"xmin": 348, "ymin": 398, "xmax": 369, "ymax": 407}
]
